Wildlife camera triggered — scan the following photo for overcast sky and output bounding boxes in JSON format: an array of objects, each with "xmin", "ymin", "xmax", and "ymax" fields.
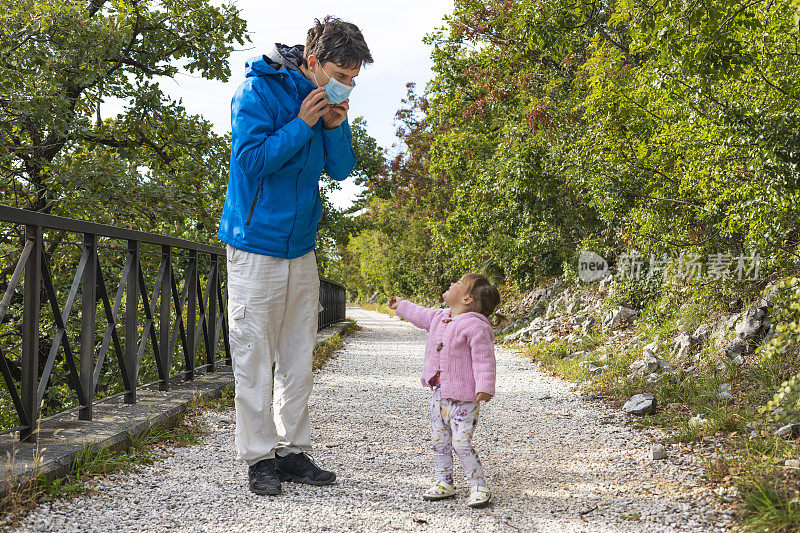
[{"xmin": 150, "ymin": 1, "xmax": 455, "ymax": 209}]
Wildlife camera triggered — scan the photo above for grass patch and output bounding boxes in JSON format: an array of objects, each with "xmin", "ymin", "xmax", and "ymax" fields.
[
  {"xmin": 740, "ymin": 476, "xmax": 800, "ymax": 532},
  {"xmin": 189, "ymin": 382, "xmax": 235, "ymax": 412},
  {"xmin": 524, "ymin": 339, "xmax": 583, "ymax": 381},
  {"xmin": 715, "ymin": 438, "xmax": 800, "ymax": 532},
  {"xmin": 313, "ymin": 319, "xmax": 361, "ymax": 371},
  {"xmin": 665, "ymin": 419, "xmax": 704, "ymax": 444},
  {"xmin": 0, "ymin": 450, "xmax": 39, "ymax": 525}
]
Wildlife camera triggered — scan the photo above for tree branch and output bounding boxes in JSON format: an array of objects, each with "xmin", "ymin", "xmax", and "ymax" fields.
[
  {"xmin": 451, "ymin": 20, "xmax": 518, "ymax": 47},
  {"xmin": 596, "ymin": 26, "xmax": 634, "ymax": 65},
  {"xmin": 85, "ymin": 0, "xmax": 108, "ymax": 18},
  {"xmin": 117, "ymin": 57, "xmax": 173, "ymax": 77}
]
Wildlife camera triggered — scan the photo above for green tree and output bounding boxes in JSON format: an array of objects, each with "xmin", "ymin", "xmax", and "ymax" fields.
[
  {"xmin": 316, "ymin": 117, "xmax": 388, "ymax": 283},
  {"xmin": 0, "ymin": 0, "xmax": 246, "ymax": 238},
  {"xmin": 0, "ymin": 0, "xmax": 247, "ymax": 429},
  {"xmin": 580, "ymin": 0, "xmax": 800, "ymax": 265},
  {"xmin": 345, "ymin": 0, "xmax": 800, "ymax": 301}
]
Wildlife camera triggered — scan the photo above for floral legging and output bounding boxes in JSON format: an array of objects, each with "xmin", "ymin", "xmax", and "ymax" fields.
[{"xmin": 430, "ymin": 387, "xmax": 486, "ymax": 487}]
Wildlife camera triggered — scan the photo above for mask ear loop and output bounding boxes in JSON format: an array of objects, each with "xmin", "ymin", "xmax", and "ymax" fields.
[
  {"xmin": 311, "ymin": 64, "xmax": 322, "ymax": 87},
  {"xmin": 309, "ymin": 56, "xmax": 325, "ymax": 87}
]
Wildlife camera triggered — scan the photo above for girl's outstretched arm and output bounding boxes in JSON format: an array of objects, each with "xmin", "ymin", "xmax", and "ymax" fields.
[{"xmin": 394, "ymin": 299, "xmax": 439, "ymax": 332}]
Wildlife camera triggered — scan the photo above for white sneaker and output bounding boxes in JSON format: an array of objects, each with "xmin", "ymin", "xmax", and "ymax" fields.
[
  {"xmin": 422, "ymin": 481, "xmax": 456, "ymax": 501},
  {"xmin": 466, "ymin": 485, "xmax": 492, "ymax": 508}
]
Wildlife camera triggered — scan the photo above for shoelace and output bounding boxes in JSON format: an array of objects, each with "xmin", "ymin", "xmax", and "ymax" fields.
[
  {"xmin": 294, "ymin": 452, "xmax": 322, "ymax": 471},
  {"xmin": 255, "ymin": 459, "xmax": 276, "ymax": 474},
  {"xmin": 277, "ymin": 452, "xmax": 310, "ymax": 470}
]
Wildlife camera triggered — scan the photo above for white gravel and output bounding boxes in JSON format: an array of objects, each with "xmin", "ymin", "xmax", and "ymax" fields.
[{"xmin": 11, "ymin": 308, "xmax": 730, "ymax": 532}]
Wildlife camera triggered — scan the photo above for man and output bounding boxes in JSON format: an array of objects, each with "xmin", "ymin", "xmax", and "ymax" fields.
[{"xmin": 217, "ymin": 16, "xmax": 372, "ymax": 496}]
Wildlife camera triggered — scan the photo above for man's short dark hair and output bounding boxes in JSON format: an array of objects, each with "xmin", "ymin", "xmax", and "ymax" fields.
[{"xmin": 304, "ymin": 16, "xmax": 373, "ymax": 70}]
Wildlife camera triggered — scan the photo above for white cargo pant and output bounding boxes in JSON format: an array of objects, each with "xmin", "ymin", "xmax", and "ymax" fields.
[{"xmin": 226, "ymin": 245, "xmax": 319, "ymax": 465}]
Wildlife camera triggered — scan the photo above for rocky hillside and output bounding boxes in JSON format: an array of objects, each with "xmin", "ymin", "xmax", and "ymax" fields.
[
  {"xmin": 497, "ymin": 275, "xmax": 797, "ymax": 529},
  {"xmin": 501, "ymin": 277, "xmax": 775, "ymax": 379}
]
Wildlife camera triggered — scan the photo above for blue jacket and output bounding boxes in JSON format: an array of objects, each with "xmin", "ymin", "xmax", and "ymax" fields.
[{"xmin": 217, "ymin": 52, "xmax": 356, "ymax": 259}]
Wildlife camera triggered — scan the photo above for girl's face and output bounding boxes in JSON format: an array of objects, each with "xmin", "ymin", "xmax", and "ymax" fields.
[{"xmin": 442, "ymin": 276, "xmax": 473, "ymax": 308}]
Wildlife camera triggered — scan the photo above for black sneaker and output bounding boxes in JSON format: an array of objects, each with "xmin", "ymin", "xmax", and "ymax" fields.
[
  {"xmin": 248, "ymin": 458, "xmax": 282, "ymax": 496},
  {"xmin": 273, "ymin": 452, "xmax": 337, "ymax": 485}
]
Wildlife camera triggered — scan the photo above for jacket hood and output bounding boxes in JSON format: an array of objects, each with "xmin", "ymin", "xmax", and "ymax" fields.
[
  {"xmin": 464, "ymin": 311, "xmax": 492, "ymax": 326},
  {"xmin": 244, "ymin": 55, "xmax": 277, "ymax": 78},
  {"xmin": 244, "ymin": 44, "xmax": 305, "ymax": 78}
]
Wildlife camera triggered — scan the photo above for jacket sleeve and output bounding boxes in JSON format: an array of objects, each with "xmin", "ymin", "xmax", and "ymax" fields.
[
  {"xmin": 231, "ymin": 83, "xmax": 313, "ymax": 181},
  {"xmin": 322, "ymin": 118, "xmax": 356, "ymax": 181},
  {"xmin": 395, "ymin": 300, "xmax": 438, "ymax": 332},
  {"xmin": 469, "ymin": 324, "xmax": 496, "ymax": 396}
]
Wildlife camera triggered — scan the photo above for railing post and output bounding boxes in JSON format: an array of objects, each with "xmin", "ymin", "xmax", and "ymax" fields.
[
  {"xmin": 219, "ymin": 283, "xmax": 231, "ymax": 365},
  {"xmin": 207, "ymin": 253, "xmax": 218, "ymax": 371},
  {"xmin": 20, "ymin": 225, "xmax": 41, "ymax": 441},
  {"xmin": 79, "ymin": 233, "xmax": 97, "ymax": 421},
  {"xmin": 340, "ymin": 285, "xmax": 345, "ymax": 322},
  {"xmin": 125, "ymin": 240, "xmax": 138, "ymax": 404},
  {"xmin": 317, "ymin": 284, "xmax": 323, "ymax": 332},
  {"xmin": 160, "ymin": 245, "xmax": 172, "ymax": 391},
  {"xmin": 324, "ymin": 284, "xmax": 329, "ymax": 330},
  {"xmin": 186, "ymin": 250, "xmax": 197, "ymax": 380}
]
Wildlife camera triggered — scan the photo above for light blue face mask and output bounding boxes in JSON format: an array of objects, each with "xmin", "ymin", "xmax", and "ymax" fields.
[{"xmin": 313, "ymin": 64, "xmax": 355, "ymax": 105}]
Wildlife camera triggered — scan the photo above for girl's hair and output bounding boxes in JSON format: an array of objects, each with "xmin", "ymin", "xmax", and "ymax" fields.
[{"xmin": 462, "ymin": 273, "xmax": 507, "ymax": 328}]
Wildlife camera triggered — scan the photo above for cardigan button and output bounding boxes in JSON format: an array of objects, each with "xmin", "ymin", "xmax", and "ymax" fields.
[{"xmin": 436, "ymin": 342, "xmax": 443, "ymax": 351}]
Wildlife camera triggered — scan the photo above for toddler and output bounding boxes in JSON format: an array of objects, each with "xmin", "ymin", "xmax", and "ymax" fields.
[{"xmin": 388, "ymin": 273, "xmax": 501, "ymax": 508}]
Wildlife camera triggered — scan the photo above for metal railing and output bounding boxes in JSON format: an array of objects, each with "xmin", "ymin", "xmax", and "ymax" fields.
[
  {"xmin": 0, "ymin": 206, "xmax": 230, "ymax": 441},
  {"xmin": 0, "ymin": 206, "xmax": 346, "ymax": 442},
  {"xmin": 318, "ymin": 277, "xmax": 346, "ymax": 330}
]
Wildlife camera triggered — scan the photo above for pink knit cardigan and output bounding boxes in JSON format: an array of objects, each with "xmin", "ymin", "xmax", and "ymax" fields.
[{"xmin": 396, "ymin": 300, "xmax": 496, "ymax": 402}]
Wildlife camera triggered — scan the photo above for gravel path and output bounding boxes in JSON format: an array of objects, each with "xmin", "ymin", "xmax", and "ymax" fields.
[{"xmin": 12, "ymin": 308, "xmax": 731, "ymax": 532}]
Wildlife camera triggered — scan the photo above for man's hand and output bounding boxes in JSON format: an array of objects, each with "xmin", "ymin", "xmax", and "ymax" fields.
[
  {"xmin": 299, "ymin": 88, "xmax": 329, "ymax": 128},
  {"xmin": 388, "ymin": 296, "xmax": 402, "ymax": 310},
  {"xmin": 322, "ymin": 99, "xmax": 349, "ymax": 130},
  {"xmin": 476, "ymin": 392, "xmax": 493, "ymax": 402}
]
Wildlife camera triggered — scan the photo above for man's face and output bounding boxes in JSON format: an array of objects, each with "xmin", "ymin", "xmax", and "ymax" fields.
[{"xmin": 311, "ymin": 56, "xmax": 360, "ymax": 87}]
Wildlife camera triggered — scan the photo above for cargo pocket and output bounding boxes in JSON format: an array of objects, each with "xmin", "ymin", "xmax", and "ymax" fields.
[
  {"xmin": 229, "ymin": 247, "xmax": 244, "ymax": 265},
  {"xmin": 230, "ymin": 299, "xmax": 246, "ymax": 320},
  {"xmin": 228, "ymin": 300, "xmax": 250, "ymax": 351}
]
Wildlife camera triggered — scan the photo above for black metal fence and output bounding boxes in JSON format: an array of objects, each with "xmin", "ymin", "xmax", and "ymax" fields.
[
  {"xmin": 0, "ymin": 206, "xmax": 346, "ymax": 442},
  {"xmin": 318, "ymin": 277, "xmax": 346, "ymax": 330}
]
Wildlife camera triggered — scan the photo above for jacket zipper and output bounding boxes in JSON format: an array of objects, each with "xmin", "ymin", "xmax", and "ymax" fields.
[{"xmin": 245, "ymin": 181, "xmax": 262, "ymax": 226}]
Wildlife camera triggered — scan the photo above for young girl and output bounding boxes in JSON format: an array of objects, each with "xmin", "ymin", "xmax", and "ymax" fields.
[{"xmin": 388, "ymin": 273, "xmax": 501, "ymax": 509}]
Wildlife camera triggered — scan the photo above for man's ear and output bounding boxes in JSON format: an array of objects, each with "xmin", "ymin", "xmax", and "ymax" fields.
[{"xmin": 307, "ymin": 54, "xmax": 318, "ymax": 69}]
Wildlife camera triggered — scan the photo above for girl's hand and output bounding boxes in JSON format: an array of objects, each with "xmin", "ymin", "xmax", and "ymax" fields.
[
  {"xmin": 388, "ymin": 296, "xmax": 402, "ymax": 310},
  {"xmin": 476, "ymin": 392, "xmax": 493, "ymax": 402}
]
